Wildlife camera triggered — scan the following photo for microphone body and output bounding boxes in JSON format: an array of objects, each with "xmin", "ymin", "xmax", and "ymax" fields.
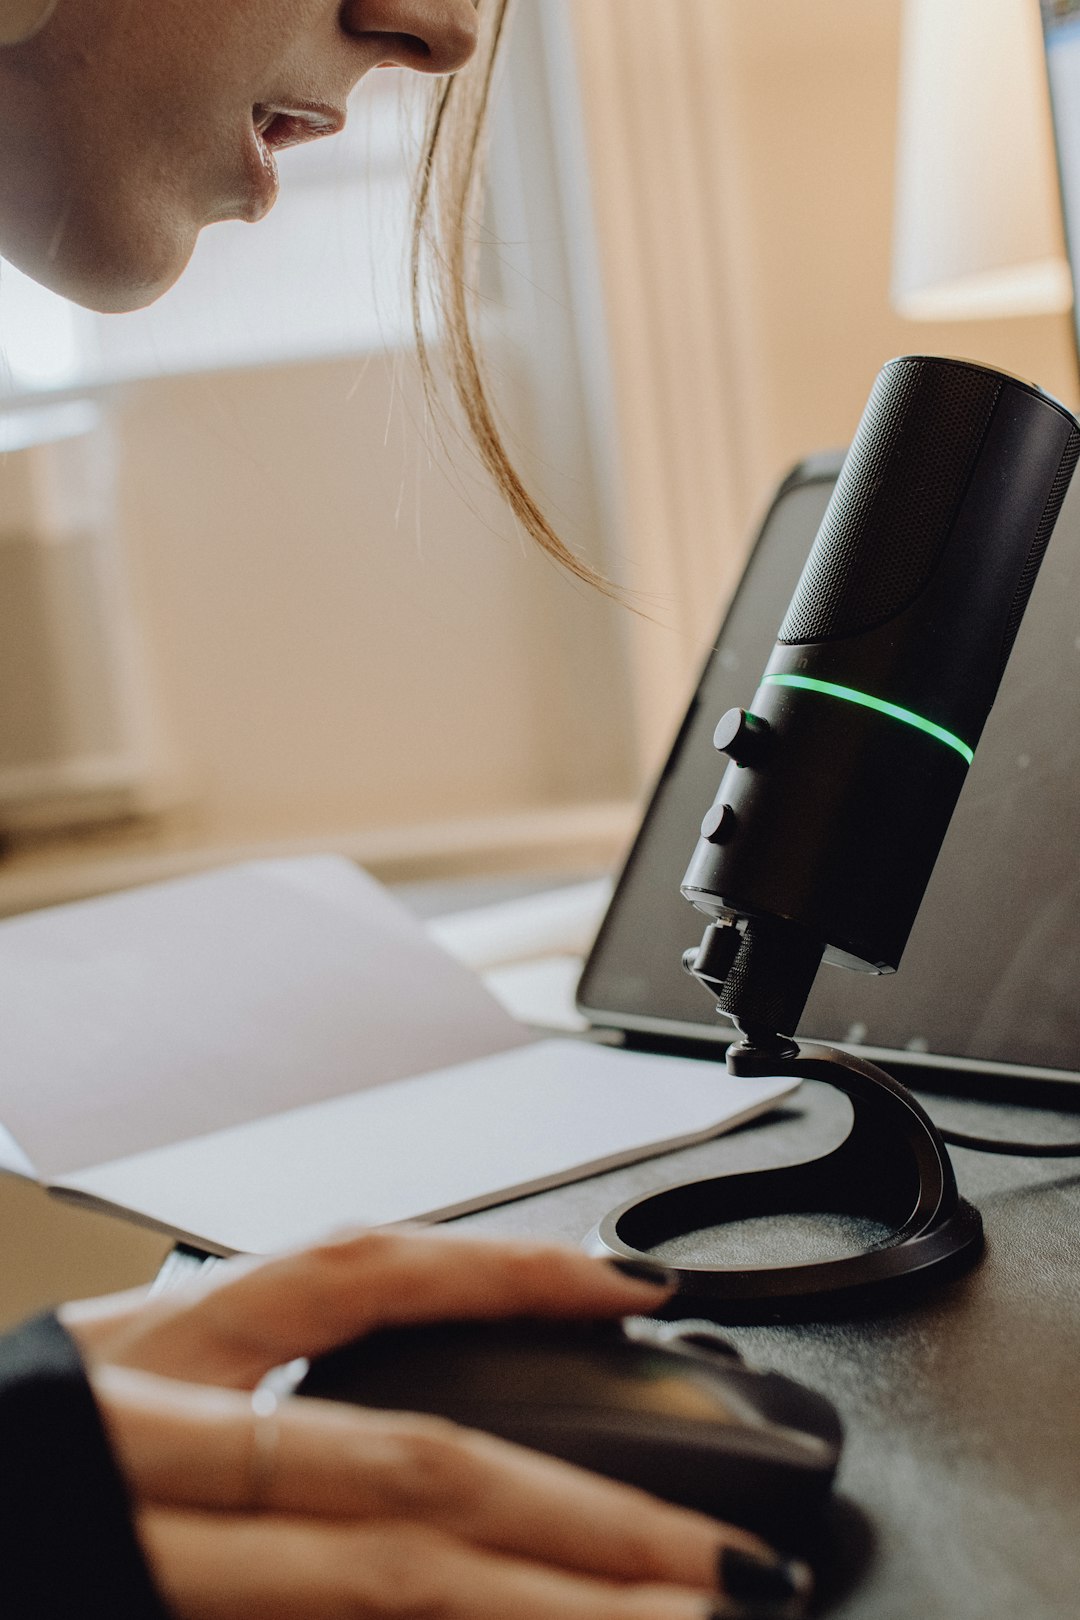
[{"xmin": 682, "ymin": 357, "xmax": 1080, "ymax": 1034}]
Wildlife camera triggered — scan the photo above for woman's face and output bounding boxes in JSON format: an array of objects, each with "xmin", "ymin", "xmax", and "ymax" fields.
[{"xmin": 0, "ymin": 0, "xmax": 478, "ymax": 311}]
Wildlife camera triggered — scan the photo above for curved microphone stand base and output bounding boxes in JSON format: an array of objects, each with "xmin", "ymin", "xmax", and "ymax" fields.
[{"xmin": 586, "ymin": 1042, "xmax": 984, "ymax": 1324}]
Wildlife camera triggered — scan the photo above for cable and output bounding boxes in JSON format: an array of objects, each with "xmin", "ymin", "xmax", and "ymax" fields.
[{"xmin": 938, "ymin": 1127, "xmax": 1080, "ymax": 1158}]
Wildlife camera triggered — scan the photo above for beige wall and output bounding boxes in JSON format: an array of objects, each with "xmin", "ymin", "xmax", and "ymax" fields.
[
  {"xmin": 573, "ymin": 0, "xmax": 1080, "ymax": 772},
  {"xmin": 719, "ymin": 2, "xmax": 1077, "ymax": 484},
  {"xmin": 106, "ymin": 350, "xmax": 637, "ymax": 849}
]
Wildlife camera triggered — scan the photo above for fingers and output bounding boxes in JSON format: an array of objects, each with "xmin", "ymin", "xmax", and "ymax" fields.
[
  {"xmin": 67, "ymin": 1227, "xmax": 676, "ymax": 1386},
  {"xmin": 94, "ymin": 1368, "xmax": 781, "ymax": 1593},
  {"xmin": 138, "ymin": 1510, "xmax": 729, "ymax": 1620},
  {"xmin": 93, "ymin": 1367, "xmax": 255, "ymax": 1514}
]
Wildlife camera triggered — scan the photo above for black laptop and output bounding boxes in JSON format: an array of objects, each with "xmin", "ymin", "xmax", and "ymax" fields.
[{"xmin": 577, "ymin": 451, "xmax": 1080, "ymax": 1106}]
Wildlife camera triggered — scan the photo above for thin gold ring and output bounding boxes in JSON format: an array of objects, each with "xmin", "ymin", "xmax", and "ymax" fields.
[{"xmin": 247, "ymin": 1387, "xmax": 281, "ymax": 1511}]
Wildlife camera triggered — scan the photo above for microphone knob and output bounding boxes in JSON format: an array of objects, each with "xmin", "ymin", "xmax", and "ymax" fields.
[
  {"xmin": 712, "ymin": 708, "xmax": 769, "ymax": 766},
  {"xmin": 700, "ymin": 802, "xmax": 736, "ymax": 845}
]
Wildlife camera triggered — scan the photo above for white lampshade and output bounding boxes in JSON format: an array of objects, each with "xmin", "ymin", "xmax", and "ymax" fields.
[{"xmin": 892, "ymin": 0, "xmax": 1073, "ymax": 320}]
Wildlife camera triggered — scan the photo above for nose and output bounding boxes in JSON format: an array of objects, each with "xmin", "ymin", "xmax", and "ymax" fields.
[{"xmin": 341, "ymin": 0, "xmax": 479, "ymax": 76}]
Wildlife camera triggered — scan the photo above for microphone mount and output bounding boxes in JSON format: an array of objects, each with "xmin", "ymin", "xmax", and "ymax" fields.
[{"xmin": 589, "ymin": 930, "xmax": 983, "ymax": 1322}]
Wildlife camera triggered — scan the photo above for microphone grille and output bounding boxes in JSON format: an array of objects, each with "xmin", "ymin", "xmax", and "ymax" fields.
[
  {"xmin": 998, "ymin": 427, "xmax": 1080, "ymax": 674},
  {"xmin": 779, "ymin": 357, "xmax": 1001, "ymax": 645}
]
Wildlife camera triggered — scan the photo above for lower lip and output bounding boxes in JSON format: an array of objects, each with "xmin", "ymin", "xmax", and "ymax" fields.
[{"xmin": 239, "ymin": 123, "xmax": 280, "ymax": 221}]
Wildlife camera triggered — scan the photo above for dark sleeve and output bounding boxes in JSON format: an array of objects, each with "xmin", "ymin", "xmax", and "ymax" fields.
[{"xmin": 0, "ymin": 1312, "xmax": 171, "ymax": 1619}]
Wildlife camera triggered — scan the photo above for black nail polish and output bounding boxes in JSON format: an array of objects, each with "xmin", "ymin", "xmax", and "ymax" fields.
[
  {"xmin": 605, "ymin": 1256, "xmax": 678, "ymax": 1288},
  {"xmin": 717, "ymin": 1547, "xmax": 813, "ymax": 1613}
]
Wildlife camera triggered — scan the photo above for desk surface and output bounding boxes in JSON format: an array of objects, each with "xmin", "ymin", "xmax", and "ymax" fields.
[
  {"xmin": 451, "ymin": 1079, "xmax": 1080, "ymax": 1620},
  {"xmin": 146, "ymin": 870, "xmax": 1080, "ymax": 1620}
]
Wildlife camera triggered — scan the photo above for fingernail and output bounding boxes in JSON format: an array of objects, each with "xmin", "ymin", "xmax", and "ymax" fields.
[
  {"xmin": 604, "ymin": 1256, "xmax": 678, "ymax": 1288},
  {"xmin": 716, "ymin": 1547, "xmax": 813, "ymax": 1615}
]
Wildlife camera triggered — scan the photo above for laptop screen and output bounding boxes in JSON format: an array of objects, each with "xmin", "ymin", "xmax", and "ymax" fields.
[{"xmin": 578, "ymin": 455, "xmax": 1080, "ymax": 1081}]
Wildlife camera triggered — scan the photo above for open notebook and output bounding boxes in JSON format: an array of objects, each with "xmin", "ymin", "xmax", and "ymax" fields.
[{"xmin": 0, "ymin": 857, "xmax": 796, "ymax": 1253}]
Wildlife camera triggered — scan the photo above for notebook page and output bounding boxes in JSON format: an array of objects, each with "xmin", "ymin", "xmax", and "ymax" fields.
[
  {"xmin": 0, "ymin": 857, "xmax": 529, "ymax": 1179},
  {"xmin": 55, "ymin": 1040, "xmax": 798, "ymax": 1253}
]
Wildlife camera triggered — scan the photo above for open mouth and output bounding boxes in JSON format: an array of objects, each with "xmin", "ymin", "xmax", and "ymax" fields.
[{"xmin": 252, "ymin": 102, "xmax": 346, "ymax": 154}]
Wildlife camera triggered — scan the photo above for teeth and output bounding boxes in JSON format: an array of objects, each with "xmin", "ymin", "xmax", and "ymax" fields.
[
  {"xmin": 253, "ymin": 102, "xmax": 343, "ymax": 152},
  {"xmin": 253, "ymin": 105, "xmax": 276, "ymax": 137}
]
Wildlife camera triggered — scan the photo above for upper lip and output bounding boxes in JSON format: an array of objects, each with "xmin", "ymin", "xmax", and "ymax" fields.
[{"xmin": 252, "ymin": 100, "xmax": 347, "ymax": 151}]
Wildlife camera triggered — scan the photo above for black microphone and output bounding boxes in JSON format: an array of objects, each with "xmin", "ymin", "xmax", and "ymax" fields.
[
  {"xmin": 592, "ymin": 356, "xmax": 1080, "ymax": 1319},
  {"xmin": 681, "ymin": 355, "xmax": 1080, "ymax": 1044}
]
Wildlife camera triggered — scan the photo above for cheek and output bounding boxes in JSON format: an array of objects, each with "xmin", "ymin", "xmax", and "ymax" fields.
[{"xmin": 25, "ymin": 103, "xmax": 225, "ymax": 311}]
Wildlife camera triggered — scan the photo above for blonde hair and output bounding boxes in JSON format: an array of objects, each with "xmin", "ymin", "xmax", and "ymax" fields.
[{"xmin": 411, "ymin": 0, "xmax": 616, "ymax": 596}]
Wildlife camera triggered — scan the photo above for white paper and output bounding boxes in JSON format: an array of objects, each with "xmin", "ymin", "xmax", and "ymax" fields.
[
  {"xmin": 0, "ymin": 1122, "xmax": 37, "ymax": 1180},
  {"xmin": 428, "ymin": 880, "xmax": 613, "ymax": 970},
  {"xmin": 0, "ymin": 857, "xmax": 529, "ymax": 1178},
  {"xmin": 481, "ymin": 957, "xmax": 591, "ymax": 1031},
  {"xmin": 57, "ymin": 1040, "xmax": 798, "ymax": 1254}
]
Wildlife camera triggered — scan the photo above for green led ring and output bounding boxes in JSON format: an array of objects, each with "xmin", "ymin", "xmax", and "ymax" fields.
[{"xmin": 761, "ymin": 673, "xmax": 974, "ymax": 766}]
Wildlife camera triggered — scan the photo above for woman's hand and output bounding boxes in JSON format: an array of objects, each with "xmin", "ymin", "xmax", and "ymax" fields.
[
  {"xmin": 62, "ymin": 1227, "xmax": 685, "ymax": 1390},
  {"xmin": 63, "ymin": 1229, "xmax": 811, "ymax": 1618}
]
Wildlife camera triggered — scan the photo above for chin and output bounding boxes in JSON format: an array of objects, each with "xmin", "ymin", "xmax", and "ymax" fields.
[
  {"xmin": 63, "ymin": 239, "xmax": 197, "ymax": 315},
  {"xmin": 75, "ymin": 265, "xmax": 188, "ymax": 315},
  {"xmin": 5, "ymin": 212, "xmax": 199, "ymax": 314}
]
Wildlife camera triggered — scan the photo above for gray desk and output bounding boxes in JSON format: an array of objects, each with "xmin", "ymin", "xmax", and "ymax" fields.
[
  {"xmin": 451, "ymin": 1079, "xmax": 1080, "ymax": 1620},
  {"xmin": 153, "ymin": 877, "xmax": 1080, "ymax": 1618}
]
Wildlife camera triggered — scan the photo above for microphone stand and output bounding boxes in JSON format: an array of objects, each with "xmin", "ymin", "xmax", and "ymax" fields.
[
  {"xmin": 588, "ymin": 1038, "xmax": 983, "ymax": 1323},
  {"xmin": 586, "ymin": 357, "xmax": 1080, "ymax": 1323}
]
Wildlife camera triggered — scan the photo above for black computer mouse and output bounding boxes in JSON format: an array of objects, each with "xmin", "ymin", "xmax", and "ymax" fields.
[{"xmin": 297, "ymin": 1315, "xmax": 843, "ymax": 1552}]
